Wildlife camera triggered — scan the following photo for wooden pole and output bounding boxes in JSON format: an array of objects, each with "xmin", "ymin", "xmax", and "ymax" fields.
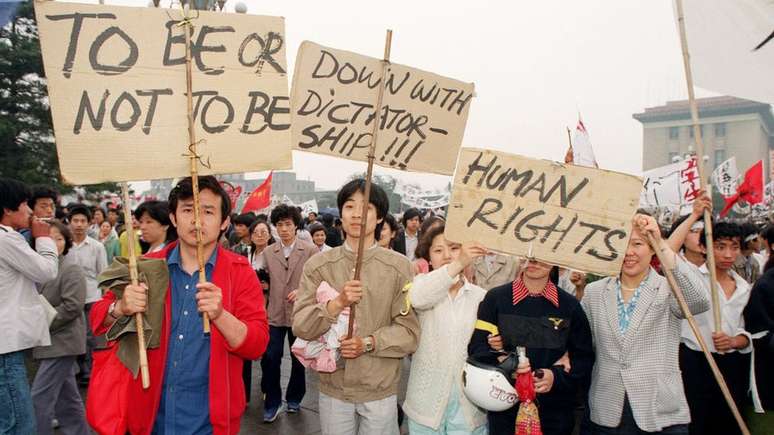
[
  {"xmin": 181, "ymin": 5, "xmax": 211, "ymax": 333},
  {"xmin": 121, "ymin": 183, "xmax": 150, "ymax": 389},
  {"xmin": 646, "ymin": 233, "xmax": 749, "ymax": 435},
  {"xmin": 675, "ymin": 0, "xmax": 722, "ymax": 332},
  {"xmin": 346, "ymin": 30, "xmax": 393, "ymax": 339}
]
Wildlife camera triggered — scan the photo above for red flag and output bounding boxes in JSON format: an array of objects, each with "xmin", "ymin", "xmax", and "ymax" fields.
[
  {"xmin": 720, "ymin": 160, "xmax": 764, "ymax": 217},
  {"xmin": 241, "ymin": 172, "xmax": 273, "ymax": 214}
]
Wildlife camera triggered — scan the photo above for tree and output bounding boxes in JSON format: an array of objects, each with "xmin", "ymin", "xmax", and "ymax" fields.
[{"xmin": 0, "ymin": 2, "xmax": 117, "ymax": 195}]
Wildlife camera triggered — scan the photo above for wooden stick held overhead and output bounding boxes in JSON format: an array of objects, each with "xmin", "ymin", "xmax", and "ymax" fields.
[
  {"xmin": 675, "ymin": 0, "xmax": 722, "ymax": 332},
  {"xmin": 181, "ymin": 5, "xmax": 211, "ymax": 333},
  {"xmin": 121, "ymin": 182, "xmax": 151, "ymax": 389},
  {"xmin": 347, "ymin": 29, "xmax": 393, "ymax": 339},
  {"xmin": 646, "ymin": 232, "xmax": 749, "ymax": 435}
]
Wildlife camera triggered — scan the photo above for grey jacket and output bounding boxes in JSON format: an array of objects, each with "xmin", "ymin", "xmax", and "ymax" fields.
[
  {"xmin": 33, "ymin": 256, "xmax": 87, "ymax": 359},
  {"xmin": 471, "ymin": 254, "xmax": 519, "ymax": 291},
  {"xmin": 581, "ymin": 258, "xmax": 710, "ymax": 432}
]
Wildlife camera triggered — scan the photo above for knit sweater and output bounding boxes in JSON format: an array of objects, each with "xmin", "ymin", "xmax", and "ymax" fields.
[{"xmin": 403, "ymin": 266, "xmax": 487, "ymax": 430}]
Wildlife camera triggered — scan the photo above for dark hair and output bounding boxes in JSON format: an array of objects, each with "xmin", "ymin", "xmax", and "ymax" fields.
[
  {"xmin": 321, "ymin": 213, "xmax": 334, "ymax": 227},
  {"xmin": 419, "ymin": 215, "xmax": 445, "ymax": 235},
  {"xmin": 255, "ymin": 213, "xmax": 268, "ymax": 223},
  {"xmin": 92, "ymin": 206, "xmax": 106, "ymax": 221},
  {"xmin": 402, "ymin": 208, "xmax": 423, "ymax": 227},
  {"xmin": 763, "ymin": 225, "xmax": 774, "ymax": 272},
  {"xmin": 270, "ymin": 204, "xmax": 302, "ymax": 227},
  {"xmin": 0, "ymin": 178, "xmax": 30, "ymax": 220},
  {"xmin": 48, "ymin": 219, "xmax": 73, "ymax": 256},
  {"xmin": 701, "ymin": 221, "xmax": 742, "ymax": 247},
  {"xmin": 68, "ymin": 204, "xmax": 92, "ymax": 222},
  {"xmin": 134, "ymin": 200, "xmax": 176, "ymax": 243},
  {"xmin": 27, "ymin": 186, "xmax": 58, "ymax": 210},
  {"xmin": 107, "ymin": 207, "xmax": 120, "ymax": 215},
  {"xmin": 308, "ymin": 211, "xmax": 317, "ymax": 218},
  {"xmin": 308, "ymin": 222, "xmax": 326, "ymax": 237},
  {"xmin": 168, "ymin": 176, "xmax": 231, "ymax": 223},
  {"xmin": 382, "ymin": 213, "xmax": 399, "ymax": 233},
  {"xmin": 416, "ymin": 223, "xmax": 446, "ymax": 264},
  {"xmin": 233, "ymin": 213, "xmax": 257, "ymax": 228}
]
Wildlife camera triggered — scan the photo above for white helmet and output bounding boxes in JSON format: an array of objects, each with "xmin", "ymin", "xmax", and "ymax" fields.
[{"xmin": 462, "ymin": 352, "xmax": 519, "ymax": 412}]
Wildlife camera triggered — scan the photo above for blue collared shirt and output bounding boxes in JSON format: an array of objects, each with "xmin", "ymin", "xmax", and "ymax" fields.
[{"xmin": 152, "ymin": 245, "xmax": 217, "ymax": 435}]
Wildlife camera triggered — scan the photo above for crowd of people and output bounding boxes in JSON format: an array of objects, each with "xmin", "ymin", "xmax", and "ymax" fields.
[{"xmin": 1, "ymin": 175, "xmax": 773, "ymax": 435}]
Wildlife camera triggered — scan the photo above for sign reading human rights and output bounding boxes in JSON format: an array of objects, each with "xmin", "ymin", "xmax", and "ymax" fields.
[
  {"xmin": 290, "ymin": 41, "xmax": 474, "ymax": 175},
  {"xmin": 445, "ymin": 148, "xmax": 642, "ymax": 276},
  {"xmin": 34, "ymin": 1, "xmax": 291, "ymax": 184}
]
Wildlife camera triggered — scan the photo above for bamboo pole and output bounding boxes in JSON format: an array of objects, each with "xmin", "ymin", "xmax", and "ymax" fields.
[
  {"xmin": 646, "ymin": 233, "xmax": 749, "ymax": 435},
  {"xmin": 346, "ymin": 30, "xmax": 393, "ymax": 339},
  {"xmin": 181, "ymin": 5, "xmax": 211, "ymax": 333},
  {"xmin": 121, "ymin": 183, "xmax": 150, "ymax": 389},
  {"xmin": 675, "ymin": 0, "xmax": 722, "ymax": 332}
]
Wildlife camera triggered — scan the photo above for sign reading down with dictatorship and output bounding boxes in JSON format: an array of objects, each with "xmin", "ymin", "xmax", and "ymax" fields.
[
  {"xmin": 291, "ymin": 41, "xmax": 474, "ymax": 175},
  {"xmin": 34, "ymin": 1, "xmax": 291, "ymax": 184},
  {"xmin": 445, "ymin": 148, "xmax": 643, "ymax": 276}
]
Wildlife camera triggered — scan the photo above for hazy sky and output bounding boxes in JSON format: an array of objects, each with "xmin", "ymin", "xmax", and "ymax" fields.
[{"xmin": 68, "ymin": 0, "xmax": 712, "ymax": 192}]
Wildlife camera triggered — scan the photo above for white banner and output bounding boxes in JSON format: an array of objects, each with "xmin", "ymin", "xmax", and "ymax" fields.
[
  {"xmin": 711, "ymin": 157, "xmax": 740, "ymax": 198},
  {"xmin": 298, "ymin": 199, "xmax": 318, "ymax": 215},
  {"xmin": 639, "ymin": 157, "xmax": 701, "ymax": 208}
]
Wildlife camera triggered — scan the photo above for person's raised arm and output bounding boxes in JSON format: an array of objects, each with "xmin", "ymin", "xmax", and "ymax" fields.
[{"xmin": 666, "ymin": 190, "xmax": 711, "ymax": 253}]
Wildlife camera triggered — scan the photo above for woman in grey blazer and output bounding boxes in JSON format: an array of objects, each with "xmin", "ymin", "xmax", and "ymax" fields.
[
  {"xmin": 581, "ymin": 214, "xmax": 709, "ymax": 434},
  {"xmin": 31, "ymin": 220, "xmax": 90, "ymax": 435}
]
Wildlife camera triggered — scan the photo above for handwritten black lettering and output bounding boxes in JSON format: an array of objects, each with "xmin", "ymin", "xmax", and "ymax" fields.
[
  {"xmin": 241, "ymin": 92, "xmax": 289, "ymax": 134},
  {"xmin": 73, "ymin": 89, "xmax": 110, "ymax": 134},
  {"xmin": 238, "ymin": 32, "xmax": 285, "ymax": 74},
  {"xmin": 89, "ymin": 26, "xmax": 138, "ymax": 76},
  {"xmin": 45, "ymin": 12, "xmax": 118, "ymax": 78},
  {"xmin": 467, "ymin": 198, "xmax": 501, "ymax": 229}
]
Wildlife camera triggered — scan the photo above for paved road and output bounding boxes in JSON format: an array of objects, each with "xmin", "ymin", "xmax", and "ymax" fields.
[{"xmin": 238, "ymin": 344, "xmax": 411, "ymax": 435}]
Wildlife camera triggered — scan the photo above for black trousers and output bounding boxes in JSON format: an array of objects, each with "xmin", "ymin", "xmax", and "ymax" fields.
[
  {"xmin": 679, "ymin": 344, "xmax": 749, "ymax": 435},
  {"xmin": 259, "ymin": 325, "xmax": 306, "ymax": 409}
]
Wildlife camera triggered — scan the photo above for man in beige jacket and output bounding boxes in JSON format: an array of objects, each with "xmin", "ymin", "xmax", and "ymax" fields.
[
  {"xmin": 261, "ymin": 204, "xmax": 317, "ymax": 422},
  {"xmin": 293, "ymin": 180, "xmax": 420, "ymax": 435}
]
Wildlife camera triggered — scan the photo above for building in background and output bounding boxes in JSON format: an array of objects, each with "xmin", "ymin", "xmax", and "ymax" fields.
[{"xmin": 633, "ymin": 96, "xmax": 774, "ymax": 181}]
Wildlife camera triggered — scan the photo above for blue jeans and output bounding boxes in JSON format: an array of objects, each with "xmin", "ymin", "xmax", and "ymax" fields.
[{"xmin": 0, "ymin": 351, "xmax": 36, "ymax": 434}]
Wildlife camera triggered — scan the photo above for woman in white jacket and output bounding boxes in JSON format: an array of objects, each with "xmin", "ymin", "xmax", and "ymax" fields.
[{"xmin": 403, "ymin": 223, "xmax": 489, "ymax": 434}]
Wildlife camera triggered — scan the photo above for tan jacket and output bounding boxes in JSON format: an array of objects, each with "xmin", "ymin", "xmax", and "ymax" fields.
[
  {"xmin": 263, "ymin": 239, "xmax": 317, "ymax": 327},
  {"xmin": 472, "ymin": 254, "xmax": 519, "ymax": 291},
  {"xmin": 292, "ymin": 245, "xmax": 420, "ymax": 403}
]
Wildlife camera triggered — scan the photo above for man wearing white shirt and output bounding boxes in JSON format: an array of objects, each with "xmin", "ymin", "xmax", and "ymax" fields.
[
  {"xmin": 679, "ymin": 222, "xmax": 755, "ymax": 435},
  {"xmin": 67, "ymin": 204, "xmax": 107, "ymax": 384},
  {"xmin": 0, "ymin": 178, "xmax": 59, "ymax": 434}
]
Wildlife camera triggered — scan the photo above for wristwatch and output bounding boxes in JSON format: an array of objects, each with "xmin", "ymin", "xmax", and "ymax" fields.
[{"xmin": 363, "ymin": 336, "xmax": 374, "ymax": 353}]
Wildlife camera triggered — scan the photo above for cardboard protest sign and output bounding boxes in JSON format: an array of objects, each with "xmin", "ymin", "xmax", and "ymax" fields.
[
  {"xmin": 35, "ymin": 1, "xmax": 291, "ymax": 184},
  {"xmin": 445, "ymin": 148, "xmax": 642, "ymax": 276},
  {"xmin": 290, "ymin": 41, "xmax": 474, "ymax": 175},
  {"xmin": 639, "ymin": 157, "xmax": 701, "ymax": 209}
]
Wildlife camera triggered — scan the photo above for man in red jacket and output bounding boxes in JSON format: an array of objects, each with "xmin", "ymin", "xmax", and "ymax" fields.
[{"xmin": 90, "ymin": 176, "xmax": 269, "ymax": 435}]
